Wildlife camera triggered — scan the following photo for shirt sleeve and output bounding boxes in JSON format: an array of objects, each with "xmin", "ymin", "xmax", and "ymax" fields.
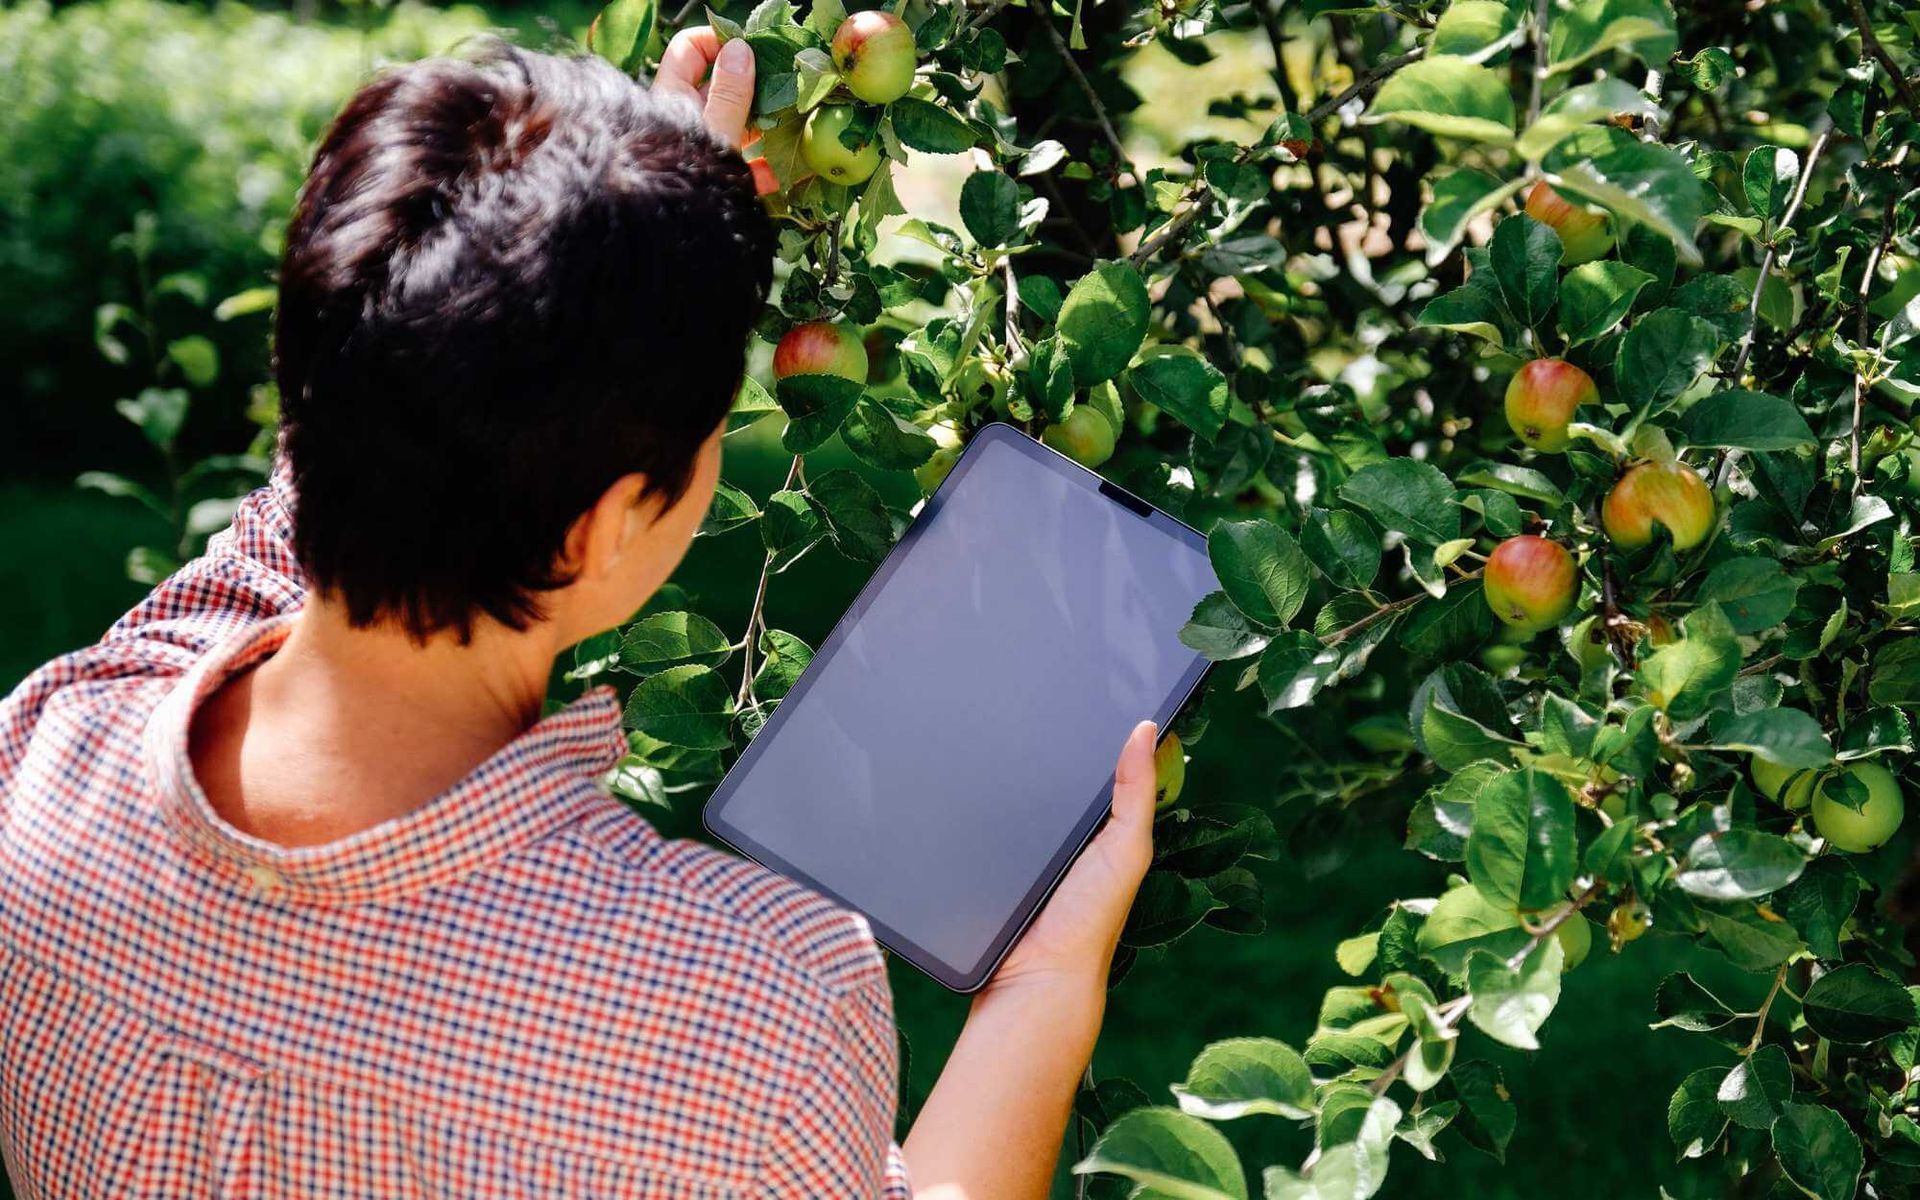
[{"xmin": 757, "ymin": 974, "xmax": 913, "ymax": 1198}]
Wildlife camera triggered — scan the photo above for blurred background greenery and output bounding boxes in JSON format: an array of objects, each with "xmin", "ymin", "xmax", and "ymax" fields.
[{"xmin": 0, "ymin": 0, "xmax": 1745, "ymax": 1192}]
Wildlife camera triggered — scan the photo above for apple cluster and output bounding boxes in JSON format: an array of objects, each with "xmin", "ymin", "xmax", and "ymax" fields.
[{"xmin": 799, "ymin": 10, "xmax": 917, "ymax": 185}]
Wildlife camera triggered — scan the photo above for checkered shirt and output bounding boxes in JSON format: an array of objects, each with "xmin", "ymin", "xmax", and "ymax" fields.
[{"xmin": 0, "ymin": 471, "xmax": 914, "ymax": 1197}]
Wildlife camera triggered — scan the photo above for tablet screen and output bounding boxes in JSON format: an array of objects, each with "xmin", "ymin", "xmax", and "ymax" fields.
[{"xmin": 706, "ymin": 427, "xmax": 1214, "ymax": 987}]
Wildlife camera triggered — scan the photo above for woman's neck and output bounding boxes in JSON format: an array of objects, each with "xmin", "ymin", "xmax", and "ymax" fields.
[{"xmin": 188, "ymin": 600, "xmax": 563, "ymax": 847}]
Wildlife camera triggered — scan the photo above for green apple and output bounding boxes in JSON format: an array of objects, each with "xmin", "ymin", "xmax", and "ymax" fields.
[
  {"xmin": 1812, "ymin": 762, "xmax": 1906, "ymax": 853},
  {"xmin": 913, "ymin": 421, "xmax": 964, "ymax": 493},
  {"xmin": 1041, "ymin": 405, "xmax": 1117, "ymax": 468},
  {"xmin": 802, "ymin": 105, "xmax": 882, "ymax": 185},
  {"xmin": 1555, "ymin": 914, "xmax": 1592, "ymax": 970},
  {"xmin": 1751, "ymin": 757, "xmax": 1818, "ymax": 810},
  {"xmin": 1154, "ymin": 732, "xmax": 1186, "ymax": 809},
  {"xmin": 830, "ymin": 11, "xmax": 917, "ymax": 106}
]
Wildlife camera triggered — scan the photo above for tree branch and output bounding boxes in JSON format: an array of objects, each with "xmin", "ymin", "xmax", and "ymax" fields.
[
  {"xmin": 1746, "ymin": 963, "xmax": 1789, "ymax": 1056},
  {"xmin": 1729, "ymin": 126, "xmax": 1832, "ymax": 385},
  {"xmin": 1036, "ymin": 2, "xmax": 1132, "ymax": 175},
  {"xmin": 1853, "ymin": 184, "xmax": 1900, "ymax": 493},
  {"xmin": 1323, "ymin": 569, "xmax": 1483, "ymax": 647},
  {"xmin": 1307, "ymin": 47, "xmax": 1425, "ymax": 125},
  {"xmin": 735, "ymin": 455, "xmax": 804, "ymax": 709},
  {"xmin": 1526, "ymin": 0, "xmax": 1550, "ymax": 126},
  {"xmin": 1848, "ymin": 0, "xmax": 1920, "ymax": 113}
]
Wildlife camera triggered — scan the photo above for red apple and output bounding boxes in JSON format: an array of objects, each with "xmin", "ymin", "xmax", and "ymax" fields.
[
  {"xmin": 1602, "ymin": 461, "xmax": 1716, "ymax": 552},
  {"xmin": 773, "ymin": 322, "xmax": 869, "ymax": 383},
  {"xmin": 1525, "ymin": 181, "xmax": 1614, "ymax": 265},
  {"xmin": 1504, "ymin": 358, "xmax": 1598, "ymax": 453},
  {"xmin": 1483, "ymin": 535, "xmax": 1578, "ymax": 634},
  {"xmin": 831, "ymin": 11, "xmax": 917, "ymax": 106}
]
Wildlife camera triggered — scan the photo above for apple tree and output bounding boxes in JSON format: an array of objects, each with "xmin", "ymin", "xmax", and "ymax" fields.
[{"xmin": 577, "ymin": 0, "xmax": 1920, "ymax": 1193}]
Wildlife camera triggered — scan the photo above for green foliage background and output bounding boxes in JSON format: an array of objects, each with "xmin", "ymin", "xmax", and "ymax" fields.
[{"xmin": 5, "ymin": 0, "xmax": 1920, "ymax": 1195}]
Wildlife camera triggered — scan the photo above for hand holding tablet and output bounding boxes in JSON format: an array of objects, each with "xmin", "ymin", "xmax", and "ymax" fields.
[{"xmin": 705, "ymin": 424, "xmax": 1216, "ymax": 991}]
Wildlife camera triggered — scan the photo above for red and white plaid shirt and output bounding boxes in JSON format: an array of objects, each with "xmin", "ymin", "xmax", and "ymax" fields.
[{"xmin": 0, "ymin": 471, "xmax": 914, "ymax": 1198}]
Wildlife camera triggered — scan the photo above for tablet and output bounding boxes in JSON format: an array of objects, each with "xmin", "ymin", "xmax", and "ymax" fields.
[{"xmin": 703, "ymin": 423, "xmax": 1215, "ymax": 991}]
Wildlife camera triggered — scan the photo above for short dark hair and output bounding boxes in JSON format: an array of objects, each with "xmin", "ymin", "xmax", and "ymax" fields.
[{"xmin": 275, "ymin": 43, "xmax": 774, "ymax": 641}]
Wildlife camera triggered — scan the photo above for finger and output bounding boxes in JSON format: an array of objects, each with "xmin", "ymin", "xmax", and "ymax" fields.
[
  {"xmin": 703, "ymin": 37, "xmax": 756, "ymax": 146},
  {"xmin": 657, "ymin": 26, "xmax": 721, "ymax": 97},
  {"xmin": 1109, "ymin": 720, "xmax": 1158, "ymax": 840}
]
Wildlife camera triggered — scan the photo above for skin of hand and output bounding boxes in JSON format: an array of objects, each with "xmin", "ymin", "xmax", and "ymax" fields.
[{"xmin": 650, "ymin": 27, "xmax": 779, "ymax": 195}]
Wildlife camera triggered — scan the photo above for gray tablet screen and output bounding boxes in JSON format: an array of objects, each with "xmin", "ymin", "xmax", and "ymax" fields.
[{"xmin": 706, "ymin": 427, "xmax": 1214, "ymax": 986}]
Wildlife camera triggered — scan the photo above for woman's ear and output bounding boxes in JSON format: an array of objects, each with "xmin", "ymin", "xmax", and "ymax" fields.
[{"xmin": 564, "ymin": 472, "xmax": 652, "ymax": 580}]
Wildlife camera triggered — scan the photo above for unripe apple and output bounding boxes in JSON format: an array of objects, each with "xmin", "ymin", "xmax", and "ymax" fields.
[
  {"xmin": 772, "ymin": 321, "xmax": 869, "ymax": 383},
  {"xmin": 1601, "ymin": 461, "xmax": 1716, "ymax": 552},
  {"xmin": 1483, "ymin": 535, "xmax": 1577, "ymax": 634},
  {"xmin": 1812, "ymin": 762, "xmax": 1906, "ymax": 853},
  {"xmin": 1504, "ymin": 358, "xmax": 1598, "ymax": 453},
  {"xmin": 1154, "ymin": 732, "xmax": 1186, "ymax": 810},
  {"xmin": 913, "ymin": 421, "xmax": 964, "ymax": 493},
  {"xmin": 956, "ymin": 359, "xmax": 1013, "ymax": 415},
  {"xmin": 1524, "ymin": 181, "xmax": 1614, "ymax": 265},
  {"xmin": 830, "ymin": 10, "xmax": 917, "ymax": 106},
  {"xmin": 1751, "ymin": 757, "xmax": 1819, "ymax": 811},
  {"xmin": 1041, "ymin": 405, "xmax": 1117, "ymax": 468},
  {"xmin": 1555, "ymin": 914, "xmax": 1592, "ymax": 970},
  {"xmin": 802, "ymin": 106, "xmax": 882, "ymax": 185},
  {"xmin": 1607, "ymin": 899, "xmax": 1651, "ymax": 948}
]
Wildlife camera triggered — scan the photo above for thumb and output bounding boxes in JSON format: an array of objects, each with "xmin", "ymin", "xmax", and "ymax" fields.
[
  {"xmin": 1106, "ymin": 721, "xmax": 1158, "ymax": 868},
  {"xmin": 703, "ymin": 37, "xmax": 756, "ymax": 147}
]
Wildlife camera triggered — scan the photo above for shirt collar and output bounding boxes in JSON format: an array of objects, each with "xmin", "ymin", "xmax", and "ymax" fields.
[{"xmin": 145, "ymin": 615, "xmax": 627, "ymax": 906}]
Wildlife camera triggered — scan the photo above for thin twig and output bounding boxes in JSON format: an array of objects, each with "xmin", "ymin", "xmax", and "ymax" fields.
[
  {"xmin": 1307, "ymin": 47, "xmax": 1425, "ymax": 124},
  {"xmin": 734, "ymin": 455, "xmax": 804, "ymax": 709},
  {"xmin": 1852, "ymin": 188, "xmax": 1899, "ymax": 493},
  {"xmin": 1002, "ymin": 255, "xmax": 1022, "ymax": 351},
  {"xmin": 1035, "ymin": 3, "xmax": 1132, "ymax": 174},
  {"xmin": 956, "ymin": 0, "xmax": 1014, "ymax": 39},
  {"xmin": 1526, "ymin": 0, "xmax": 1550, "ymax": 126},
  {"xmin": 1323, "ymin": 569, "xmax": 1484, "ymax": 646},
  {"xmin": 1641, "ymin": 67, "xmax": 1666, "ymax": 141},
  {"xmin": 1848, "ymin": 0, "xmax": 1920, "ymax": 113},
  {"xmin": 1129, "ymin": 193, "xmax": 1214, "ymax": 267},
  {"xmin": 1747, "ymin": 963, "xmax": 1789, "ymax": 1056}
]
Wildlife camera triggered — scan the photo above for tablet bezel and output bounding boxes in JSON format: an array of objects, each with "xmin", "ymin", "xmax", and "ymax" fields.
[{"xmin": 703, "ymin": 422, "xmax": 1212, "ymax": 993}]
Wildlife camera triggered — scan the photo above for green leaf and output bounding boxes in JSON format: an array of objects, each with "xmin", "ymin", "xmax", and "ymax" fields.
[
  {"xmin": 1256, "ymin": 632, "xmax": 1341, "ymax": 713},
  {"xmin": 1779, "ymin": 858, "xmax": 1861, "ymax": 960},
  {"xmin": 1445, "ymin": 1060, "xmax": 1516, "ymax": 1162},
  {"xmin": 1172, "ymin": 1038, "xmax": 1314, "ymax": 1121},
  {"xmin": 806, "ymin": 469, "xmax": 894, "ymax": 563},
  {"xmin": 1399, "ymin": 581, "xmax": 1495, "ymax": 661},
  {"xmin": 115, "ymin": 387, "xmax": 189, "ymax": 453},
  {"xmin": 1651, "ymin": 973, "xmax": 1739, "ymax": 1032},
  {"xmin": 1802, "ymin": 963, "xmax": 1919, "ymax": 1044},
  {"xmin": 1695, "ymin": 557, "xmax": 1802, "ymax": 633},
  {"xmin": 776, "ymin": 373, "xmax": 864, "ymax": 452},
  {"xmin": 1466, "ymin": 935, "xmax": 1564, "ymax": 1050},
  {"xmin": 1696, "ymin": 901, "xmax": 1802, "ymax": 971},
  {"xmin": 1057, "ymin": 261, "xmax": 1152, "ymax": 386},
  {"xmin": 1339, "ymin": 459, "xmax": 1460, "ymax": 546},
  {"xmin": 1709, "ymin": 707, "xmax": 1835, "ymax": 770},
  {"xmin": 1072, "ymin": 1106, "xmax": 1249, "ymax": 1200},
  {"xmin": 588, "ymin": 0, "xmax": 654, "ymax": 73},
  {"xmin": 1546, "ymin": 126, "xmax": 1705, "ymax": 261},
  {"xmin": 1674, "ymin": 830, "xmax": 1806, "ymax": 901},
  {"xmin": 167, "ymin": 335, "xmax": 219, "ymax": 388},
  {"xmin": 1180, "ymin": 591, "xmax": 1273, "ymax": 661},
  {"xmin": 1717, "ymin": 1044, "xmax": 1792, "ymax": 1131},
  {"xmin": 1131, "ymin": 355, "xmax": 1229, "ymax": 441},
  {"xmin": 1408, "ymin": 761, "xmax": 1499, "ymax": 862},
  {"xmin": 1413, "ymin": 662, "xmax": 1521, "ymax": 771},
  {"xmin": 1454, "ymin": 461, "xmax": 1565, "ymax": 505},
  {"xmin": 622, "ymin": 664, "xmax": 734, "ymax": 749},
  {"xmin": 1680, "ymin": 390, "xmax": 1815, "ymax": 451},
  {"xmin": 761, "ymin": 489, "xmax": 824, "ymax": 570},
  {"xmin": 1743, "ymin": 146, "xmax": 1798, "ymax": 222},
  {"xmin": 618, "ymin": 611, "xmax": 732, "ymax": 671},
  {"xmin": 1638, "ymin": 603, "xmax": 1739, "ymax": 720},
  {"xmin": 1363, "ymin": 56, "xmax": 1517, "ymax": 145},
  {"xmin": 1557, "ymin": 261, "xmax": 1656, "ymax": 344},
  {"xmin": 751, "ymin": 629, "xmax": 813, "ymax": 701},
  {"xmin": 1465, "ymin": 767, "xmax": 1577, "ymax": 910},
  {"xmin": 1489, "ymin": 215, "xmax": 1562, "ymax": 328},
  {"xmin": 1417, "ymin": 882, "xmax": 1528, "ymax": 978},
  {"xmin": 1614, "ymin": 308, "xmax": 1721, "ymax": 420},
  {"xmin": 1516, "ymin": 78, "xmax": 1660, "ymax": 160},
  {"xmin": 1668, "ymin": 1067, "xmax": 1728, "ymax": 1159},
  {"xmin": 728, "ymin": 375, "xmax": 782, "ymax": 433},
  {"xmin": 1123, "ymin": 872, "xmax": 1224, "ymax": 947},
  {"xmin": 1547, "ymin": 0, "xmax": 1677, "ymax": 75},
  {"xmin": 1208, "ymin": 519, "xmax": 1312, "ymax": 629},
  {"xmin": 1428, "ymin": 0, "xmax": 1520, "ymax": 61},
  {"xmin": 1417, "ymin": 279, "xmax": 1512, "ymax": 346},
  {"xmin": 841, "ymin": 400, "xmax": 937, "ymax": 470},
  {"xmin": 888, "ymin": 97, "xmax": 980, "ymax": 153},
  {"xmin": 959, "ymin": 170, "xmax": 1021, "ymax": 247},
  {"xmin": 1263, "ymin": 1096, "xmax": 1400, "ymax": 1200},
  {"xmin": 1772, "ymin": 1102, "xmax": 1862, "ymax": 1200},
  {"xmin": 1420, "ymin": 170, "xmax": 1524, "ymax": 263}
]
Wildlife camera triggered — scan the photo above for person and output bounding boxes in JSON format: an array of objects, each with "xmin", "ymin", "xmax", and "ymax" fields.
[{"xmin": 0, "ymin": 30, "xmax": 1157, "ymax": 1200}]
